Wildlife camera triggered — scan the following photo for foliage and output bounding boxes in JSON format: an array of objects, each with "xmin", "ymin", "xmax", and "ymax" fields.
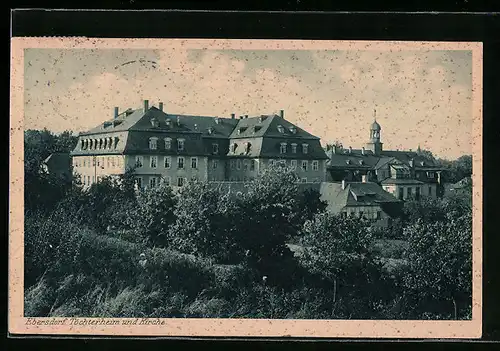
[
  {"xmin": 399, "ymin": 212, "xmax": 472, "ymax": 319},
  {"xmin": 133, "ymin": 182, "xmax": 177, "ymax": 247}
]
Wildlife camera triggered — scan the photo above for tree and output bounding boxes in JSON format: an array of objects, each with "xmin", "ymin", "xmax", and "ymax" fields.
[
  {"xmin": 400, "ymin": 211, "xmax": 472, "ymax": 319},
  {"xmin": 299, "ymin": 212, "xmax": 389, "ymax": 318},
  {"xmin": 167, "ymin": 180, "xmax": 240, "ymax": 262},
  {"xmin": 134, "ymin": 182, "xmax": 177, "ymax": 247},
  {"xmin": 233, "ymin": 167, "xmax": 300, "ymax": 271}
]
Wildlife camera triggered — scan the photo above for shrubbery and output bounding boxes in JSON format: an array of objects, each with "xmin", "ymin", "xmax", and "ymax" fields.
[{"xmin": 23, "ymin": 129, "xmax": 473, "ymax": 320}]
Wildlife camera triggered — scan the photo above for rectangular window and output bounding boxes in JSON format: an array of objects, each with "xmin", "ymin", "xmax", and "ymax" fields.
[
  {"xmin": 429, "ymin": 186, "xmax": 433, "ymax": 196},
  {"xmin": 96, "ymin": 158, "xmax": 100, "ymax": 167},
  {"xmin": 230, "ymin": 159, "xmax": 236, "ymax": 170},
  {"xmin": 177, "ymin": 139, "xmax": 185, "ymax": 151},
  {"xmin": 164, "ymin": 176, "xmax": 171, "ymax": 186},
  {"xmin": 398, "ymin": 188, "xmax": 404, "ymax": 200},
  {"xmin": 149, "ymin": 177, "xmax": 157, "ymax": 188},
  {"xmin": 243, "ymin": 159, "xmax": 249, "ymax": 170},
  {"xmin": 111, "ymin": 157, "xmax": 115, "ymax": 167},
  {"xmin": 376, "ymin": 211, "xmax": 382, "ymax": 220},
  {"xmin": 150, "ymin": 156, "xmax": 157, "ymax": 169},
  {"xmin": 280, "ymin": 143, "xmax": 287, "ymax": 154},
  {"xmin": 407, "ymin": 187, "xmax": 412, "ymax": 199},
  {"xmin": 301, "ymin": 177, "xmax": 307, "ymax": 183},
  {"xmin": 312, "ymin": 160, "xmax": 319, "ymax": 171},
  {"xmin": 177, "ymin": 157, "xmax": 185, "ymax": 169},
  {"xmin": 291, "ymin": 159, "xmax": 297, "ymax": 170},
  {"xmin": 236, "ymin": 159, "xmax": 242, "ymax": 170},
  {"xmin": 301, "ymin": 160, "xmax": 308, "ymax": 171},
  {"xmin": 291, "ymin": 143, "xmax": 297, "ymax": 154},
  {"xmin": 164, "ymin": 156, "xmax": 171, "ymax": 169},
  {"xmin": 416, "ymin": 187, "xmax": 421, "ymax": 200},
  {"xmin": 177, "ymin": 177, "xmax": 185, "ymax": 187},
  {"xmin": 164, "ymin": 138, "xmax": 172, "ymax": 150},
  {"xmin": 212, "ymin": 159, "xmax": 218, "ymax": 169},
  {"xmin": 135, "ymin": 156, "xmax": 143, "ymax": 168},
  {"xmin": 250, "ymin": 159, "xmax": 255, "ymax": 171},
  {"xmin": 149, "ymin": 138, "xmax": 158, "ymax": 150},
  {"xmin": 212, "ymin": 143, "xmax": 219, "ymax": 154},
  {"xmin": 83, "ymin": 159, "xmax": 86, "ymax": 167},
  {"xmin": 191, "ymin": 157, "xmax": 198, "ymax": 169},
  {"xmin": 302, "ymin": 144, "xmax": 309, "ymax": 154}
]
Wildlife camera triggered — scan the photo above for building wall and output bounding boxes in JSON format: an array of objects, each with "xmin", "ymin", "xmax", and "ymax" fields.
[
  {"xmin": 207, "ymin": 156, "xmax": 227, "ymax": 181},
  {"xmin": 72, "ymin": 154, "xmax": 126, "ymax": 187},
  {"xmin": 382, "ymin": 183, "xmax": 438, "ymax": 200},
  {"xmin": 124, "ymin": 154, "xmax": 208, "ymax": 189},
  {"xmin": 259, "ymin": 158, "xmax": 326, "ymax": 183}
]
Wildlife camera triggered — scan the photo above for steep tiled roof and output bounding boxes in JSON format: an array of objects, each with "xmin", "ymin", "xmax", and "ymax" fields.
[
  {"xmin": 42, "ymin": 152, "xmax": 71, "ymax": 176},
  {"xmin": 229, "ymin": 114, "xmax": 319, "ymax": 140},
  {"xmin": 319, "ymin": 181, "xmax": 400, "ymax": 213},
  {"xmin": 326, "ymin": 149, "xmax": 381, "ymax": 169},
  {"xmin": 380, "ymin": 150, "xmax": 442, "ymax": 169}
]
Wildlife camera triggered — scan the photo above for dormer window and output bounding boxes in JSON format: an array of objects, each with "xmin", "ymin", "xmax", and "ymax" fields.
[
  {"xmin": 289, "ymin": 126, "xmax": 297, "ymax": 134},
  {"xmin": 302, "ymin": 143, "xmax": 309, "ymax": 154},
  {"xmin": 114, "ymin": 137, "xmax": 119, "ymax": 149},
  {"xmin": 245, "ymin": 142, "xmax": 251, "ymax": 154},
  {"xmin": 80, "ymin": 139, "xmax": 85, "ymax": 149},
  {"xmin": 254, "ymin": 126, "xmax": 262, "ymax": 133},
  {"xmin": 108, "ymin": 137, "xmax": 113, "ymax": 149},
  {"xmin": 165, "ymin": 119, "xmax": 172, "ymax": 128},
  {"xmin": 176, "ymin": 116, "xmax": 181, "ymax": 126},
  {"xmin": 99, "ymin": 139, "xmax": 103, "ymax": 150},
  {"xmin": 150, "ymin": 117, "xmax": 160, "ymax": 128},
  {"xmin": 291, "ymin": 143, "xmax": 297, "ymax": 154},
  {"xmin": 280, "ymin": 142, "xmax": 287, "ymax": 154},
  {"xmin": 277, "ymin": 125, "xmax": 285, "ymax": 133},
  {"xmin": 231, "ymin": 143, "xmax": 238, "ymax": 153},
  {"xmin": 420, "ymin": 161, "xmax": 425, "ymax": 166},
  {"xmin": 177, "ymin": 138, "xmax": 185, "ymax": 151},
  {"xmin": 103, "ymin": 138, "xmax": 108, "ymax": 149},
  {"xmin": 214, "ymin": 117, "xmax": 220, "ymax": 124},
  {"xmin": 208, "ymin": 127, "xmax": 214, "ymax": 135},
  {"xmin": 149, "ymin": 137, "xmax": 158, "ymax": 150},
  {"xmin": 359, "ymin": 160, "xmax": 364, "ymax": 165},
  {"xmin": 346, "ymin": 160, "xmax": 351, "ymax": 165}
]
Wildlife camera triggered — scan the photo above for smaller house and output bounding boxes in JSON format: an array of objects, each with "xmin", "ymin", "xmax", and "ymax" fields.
[
  {"xmin": 41, "ymin": 152, "xmax": 72, "ymax": 180},
  {"xmin": 319, "ymin": 180, "xmax": 403, "ymax": 227}
]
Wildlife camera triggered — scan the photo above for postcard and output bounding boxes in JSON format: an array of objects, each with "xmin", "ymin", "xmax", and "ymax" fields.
[{"xmin": 9, "ymin": 37, "xmax": 483, "ymax": 338}]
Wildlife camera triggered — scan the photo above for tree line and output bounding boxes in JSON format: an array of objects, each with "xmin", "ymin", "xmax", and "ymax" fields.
[{"xmin": 23, "ymin": 129, "xmax": 473, "ymax": 320}]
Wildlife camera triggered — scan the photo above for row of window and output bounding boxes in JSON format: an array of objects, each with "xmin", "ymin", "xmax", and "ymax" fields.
[
  {"xmin": 148, "ymin": 137, "xmax": 185, "ymax": 151},
  {"xmin": 80, "ymin": 137, "xmax": 119, "ymax": 150},
  {"xmin": 267, "ymin": 159, "xmax": 320, "ymax": 171},
  {"xmin": 395, "ymin": 186, "xmax": 433, "ymax": 200},
  {"xmin": 341, "ymin": 210, "xmax": 382, "ymax": 220},
  {"xmin": 279, "ymin": 142, "xmax": 308, "ymax": 155},
  {"xmin": 136, "ymin": 155, "xmax": 202, "ymax": 170},
  {"xmin": 74, "ymin": 156, "xmax": 123, "ymax": 168},
  {"xmin": 135, "ymin": 176, "xmax": 194, "ymax": 189}
]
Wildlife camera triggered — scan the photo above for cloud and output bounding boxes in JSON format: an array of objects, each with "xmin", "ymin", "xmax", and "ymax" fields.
[{"xmin": 24, "ymin": 48, "xmax": 473, "ymax": 159}]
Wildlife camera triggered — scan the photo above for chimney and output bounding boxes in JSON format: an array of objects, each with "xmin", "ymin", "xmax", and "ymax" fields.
[
  {"xmin": 349, "ymin": 146, "xmax": 352, "ymax": 154},
  {"xmin": 159, "ymin": 102, "xmax": 163, "ymax": 111},
  {"xmin": 361, "ymin": 147, "xmax": 365, "ymax": 155},
  {"xmin": 114, "ymin": 107, "xmax": 119, "ymax": 119},
  {"xmin": 240, "ymin": 116, "xmax": 244, "ymax": 119},
  {"xmin": 341, "ymin": 179, "xmax": 346, "ymax": 190},
  {"xmin": 245, "ymin": 114, "xmax": 248, "ymax": 119},
  {"xmin": 231, "ymin": 113, "xmax": 235, "ymax": 119},
  {"xmin": 280, "ymin": 110, "xmax": 284, "ymax": 119},
  {"xmin": 362, "ymin": 174, "xmax": 368, "ymax": 183},
  {"xmin": 409, "ymin": 158, "xmax": 414, "ymax": 168},
  {"xmin": 143, "ymin": 99, "xmax": 149, "ymax": 112}
]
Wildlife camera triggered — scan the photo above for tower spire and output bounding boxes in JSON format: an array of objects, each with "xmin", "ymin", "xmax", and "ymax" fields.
[{"xmin": 373, "ymin": 108, "xmax": 377, "ymax": 121}]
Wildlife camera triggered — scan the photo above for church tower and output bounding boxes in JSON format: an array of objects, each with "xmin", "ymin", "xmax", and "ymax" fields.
[{"xmin": 366, "ymin": 109, "xmax": 383, "ymax": 156}]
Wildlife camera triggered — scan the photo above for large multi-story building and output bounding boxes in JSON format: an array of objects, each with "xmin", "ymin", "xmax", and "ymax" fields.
[
  {"xmin": 70, "ymin": 100, "xmax": 328, "ymax": 189},
  {"xmin": 325, "ymin": 116, "xmax": 445, "ymax": 199}
]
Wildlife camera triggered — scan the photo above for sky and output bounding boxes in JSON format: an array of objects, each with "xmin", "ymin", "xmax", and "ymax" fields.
[{"xmin": 24, "ymin": 47, "xmax": 473, "ymax": 160}]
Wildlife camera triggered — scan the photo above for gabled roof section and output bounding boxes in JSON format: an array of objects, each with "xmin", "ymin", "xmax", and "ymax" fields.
[
  {"xmin": 229, "ymin": 114, "xmax": 319, "ymax": 140},
  {"xmin": 319, "ymin": 181, "xmax": 400, "ymax": 213},
  {"xmin": 381, "ymin": 150, "xmax": 442, "ymax": 169}
]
